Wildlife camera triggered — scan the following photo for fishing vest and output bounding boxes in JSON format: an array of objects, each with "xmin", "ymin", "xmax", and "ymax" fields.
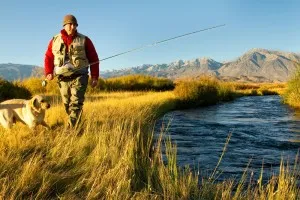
[{"xmin": 52, "ymin": 32, "xmax": 89, "ymax": 76}]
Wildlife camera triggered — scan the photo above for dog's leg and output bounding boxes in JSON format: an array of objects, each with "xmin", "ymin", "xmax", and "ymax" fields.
[
  {"xmin": 0, "ymin": 109, "xmax": 13, "ymax": 129},
  {"xmin": 40, "ymin": 121, "xmax": 50, "ymax": 130},
  {"xmin": 27, "ymin": 121, "xmax": 37, "ymax": 130}
]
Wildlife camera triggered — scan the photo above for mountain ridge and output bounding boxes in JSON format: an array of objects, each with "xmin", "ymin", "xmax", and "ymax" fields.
[
  {"xmin": 1, "ymin": 48, "xmax": 299, "ymax": 82},
  {"xmin": 102, "ymin": 48, "xmax": 300, "ymax": 82}
]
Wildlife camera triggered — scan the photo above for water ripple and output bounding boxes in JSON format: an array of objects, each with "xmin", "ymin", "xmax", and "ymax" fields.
[{"xmin": 155, "ymin": 95, "xmax": 300, "ymax": 181}]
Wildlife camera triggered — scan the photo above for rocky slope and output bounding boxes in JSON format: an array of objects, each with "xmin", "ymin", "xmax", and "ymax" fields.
[
  {"xmin": 1, "ymin": 48, "xmax": 299, "ymax": 82},
  {"xmin": 102, "ymin": 48, "xmax": 300, "ymax": 82}
]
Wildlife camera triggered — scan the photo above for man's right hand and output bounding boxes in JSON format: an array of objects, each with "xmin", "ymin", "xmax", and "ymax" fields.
[{"xmin": 46, "ymin": 74, "xmax": 54, "ymax": 80}]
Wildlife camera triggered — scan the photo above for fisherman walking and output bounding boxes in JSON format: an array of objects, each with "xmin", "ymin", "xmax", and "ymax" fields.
[{"xmin": 44, "ymin": 14, "xmax": 99, "ymax": 128}]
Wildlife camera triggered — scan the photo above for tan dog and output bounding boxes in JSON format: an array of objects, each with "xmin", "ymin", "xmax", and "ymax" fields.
[{"xmin": 0, "ymin": 95, "xmax": 51, "ymax": 130}]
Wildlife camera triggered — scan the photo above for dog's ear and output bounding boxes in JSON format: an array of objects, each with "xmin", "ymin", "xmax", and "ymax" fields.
[{"xmin": 30, "ymin": 96, "xmax": 40, "ymax": 113}]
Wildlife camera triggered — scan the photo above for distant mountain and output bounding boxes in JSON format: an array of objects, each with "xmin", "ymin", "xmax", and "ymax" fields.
[
  {"xmin": 1, "ymin": 48, "xmax": 300, "ymax": 82},
  {"xmin": 103, "ymin": 57, "xmax": 223, "ymax": 79},
  {"xmin": 218, "ymin": 48, "xmax": 300, "ymax": 82},
  {"xmin": 0, "ymin": 63, "xmax": 42, "ymax": 81},
  {"xmin": 101, "ymin": 48, "xmax": 300, "ymax": 82}
]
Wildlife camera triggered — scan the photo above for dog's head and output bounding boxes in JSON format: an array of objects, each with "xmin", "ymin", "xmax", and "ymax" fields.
[{"xmin": 30, "ymin": 95, "xmax": 51, "ymax": 113}]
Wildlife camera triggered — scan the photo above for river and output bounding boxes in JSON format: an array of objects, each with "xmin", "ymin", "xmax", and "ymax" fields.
[{"xmin": 155, "ymin": 95, "xmax": 300, "ymax": 181}]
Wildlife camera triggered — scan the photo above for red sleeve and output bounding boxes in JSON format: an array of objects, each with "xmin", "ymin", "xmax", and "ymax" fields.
[
  {"xmin": 44, "ymin": 39, "xmax": 55, "ymax": 76},
  {"xmin": 85, "ymin": 37, "xmax": 99, "ymax": 79}
]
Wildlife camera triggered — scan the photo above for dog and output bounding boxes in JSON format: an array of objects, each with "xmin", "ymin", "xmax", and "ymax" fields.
[{"xmin": 0, "ymin": 95, "xmax": 51, "ymax": 130}]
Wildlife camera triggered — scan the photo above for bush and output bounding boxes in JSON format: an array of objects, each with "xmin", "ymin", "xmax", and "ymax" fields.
[
  {"xmin": 103, "ymin": 74, "xmax": 174, "ymax": 91},
  {"xmin": 174, "ymin": 77, "xmax": 219, "ymax": 108},
  {"xmin": 283, "ymin": 67, "xmax": 300, "ymax": 107},
  {"xmin": 174, "ymin": 77, "xmax": 237, "ymax": 108},
  {"xmin": 86, "ymin": 77, "xmax": 106, "ymax": 94},
  {"xmin": 217, "ymin": 82, "xmax": 236, "ymax": 101},
  {"xmin": 0, "ymin": 78, "xmax": 31, "ymax": 101},
  {"xmin": 260, "ymin": 89, "xmax": 278, "ymax": 95},
  {"xmin": 18, "ymin": 77, "xmax": 60, "ymax": 95}
]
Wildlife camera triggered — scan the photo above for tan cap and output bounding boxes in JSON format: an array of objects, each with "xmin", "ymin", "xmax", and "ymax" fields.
[{"xmin": 63, "ymin": 14, "xmax": 78, "ymax": 26}]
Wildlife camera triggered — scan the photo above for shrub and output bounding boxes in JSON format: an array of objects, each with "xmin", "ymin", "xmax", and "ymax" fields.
[
  {"xmin": 233, "ymin": 82, "xmax": 260, "ymax": 90},
  {"xmin": 174, "ymin": 77, "xmax": 237, "ymax": 108},
  {"xmin": 174, "ymin": 77, "xmax": 219, "ymax": 108},
  {"xmin": 283, "ymin": 67, "xmax": 300, "ymax": 107},
  {"xmin": 19, "ymin": 77, "xmax": 60, "ymax": 95},
  {"xmin": 0, "ymin": 78, "xmax": 31, "ymax": 101},
  {"xmin": 260, "ymin": 89, "xmax": 278, "ymax": 95},
  {"xmin": 217, "ymin": 82, "xmax": 236, "ymax": 101},
  {"xmin": 103, "ymin": 74, "xmax": 174, "ymax": 91},
  {"xmin": 250, "ymin": 89, "xmax": 258, "ymax": 96},
  {"xmin": 86, "ymin": 77, "xmax": 106, "ymax": 94}
]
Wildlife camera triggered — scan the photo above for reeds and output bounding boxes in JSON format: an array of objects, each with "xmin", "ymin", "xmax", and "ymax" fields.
[
  {"xmin": 0, "ymin": 78, "xmax": 31, "ymax": 101},
  {"xmin": 0, "ymin": 91, "xmax": 298, "ymax": 199},
  {"xmin": 0, "ymin": 75, "xmax": 298, "ymax": 199},
  {"xmin": 174, "ymin": 76, "xmax": 235, "ymax": 108},
  {"xmin": 283, "ymin": 68, "xmax": 300, "ymax": 108},
  {"xmin": 231, "ymin": 82, "xmax": 286, "ymax": 96}
]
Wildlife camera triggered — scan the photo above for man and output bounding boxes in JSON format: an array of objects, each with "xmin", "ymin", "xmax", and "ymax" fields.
[{"xmin": 44, "ymin": 14, "xmax": 99, "ymax": 128}]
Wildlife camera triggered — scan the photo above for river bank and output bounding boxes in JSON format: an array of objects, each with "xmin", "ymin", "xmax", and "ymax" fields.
[
  {"xmin": 155, "ymin": 95, "xmax": 299, "ymax": 183},
  {"xmin": 0, "ymin": 76, "xmax": 298, "ymax": 199},
  {"xmin": 0, "ymin": 89, "xmax": 298, "ymax": 199}
]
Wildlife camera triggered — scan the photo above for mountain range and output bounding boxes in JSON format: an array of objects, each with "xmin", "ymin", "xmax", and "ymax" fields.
[
  {"xmin": 1, "ymin": 48, "xmax": 300, "ymax": 82},
  {"xmin": 0, "ymin": 63, "xmax": 43, "ymax": 81}
]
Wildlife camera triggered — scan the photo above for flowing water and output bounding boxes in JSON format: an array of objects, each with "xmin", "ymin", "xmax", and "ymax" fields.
[{"xmin": 155, "ymin": 95, "xmax": 300, "ymax": 181}]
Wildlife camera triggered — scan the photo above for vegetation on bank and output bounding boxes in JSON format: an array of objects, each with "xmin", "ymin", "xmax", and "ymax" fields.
[
  {"xmin": 226, "ymin": 82, "xmax": 286, "ymax": 96},
  {"xmin": 0, "ymin": 75, "xmax": 298, "ymax": 199},
  {"xmin": 0, "ymin": 78, "xmax": 31, "ymax": 101},
  {"xmin": 0, "ymin": 91, "xmax": 298, "ymax": 199},
  {"xmin": 97, "ymin": 74, "xmax": 174, "ymax": 92},
  {"xmin": 174, "ymin": 77, "xmax": 235, "ymax": 108},
  {"xmin": 13, "ymin": 74, "xmax": 286, "ymax": 97},
  {"xmin": 283, "ymin": 68, "xmax": 300, "ymax": 108},
  {"xmin": 15, "ymin": 75, "xmax": 174, "ymax": 96}
]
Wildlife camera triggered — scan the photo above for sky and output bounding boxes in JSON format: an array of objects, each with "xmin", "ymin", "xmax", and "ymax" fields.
[{"xmin": 1, "ymin": 0, "xmax": 300, "ymax": 73}]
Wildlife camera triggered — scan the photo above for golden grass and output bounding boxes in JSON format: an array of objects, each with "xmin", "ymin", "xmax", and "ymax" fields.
[
  {"xmin": 0, "ymin": 88, "xmax": 298, "ymax": 198},
  {"xmin": 230, "ymin": 82, "xmax": 287, "ymax": 96},
  {"xmin": 283, "ymin": 69, "xmax": 300, "ymax": 108}
]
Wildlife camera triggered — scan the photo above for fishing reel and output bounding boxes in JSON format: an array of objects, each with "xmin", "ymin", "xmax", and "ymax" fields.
[{"xmin": 42, "ymin": 79, "xmax": 48, "ymax": 87}]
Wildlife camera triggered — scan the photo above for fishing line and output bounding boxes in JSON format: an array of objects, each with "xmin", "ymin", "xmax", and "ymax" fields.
[{"xmin": 42, "ymin": 24, "xmax": 226, "ymax": 86}]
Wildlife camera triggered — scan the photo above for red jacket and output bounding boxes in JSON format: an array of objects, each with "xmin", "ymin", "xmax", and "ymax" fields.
[{"xmin": 44, "ymin": 29, "xmax": 99, "ymax": 79}]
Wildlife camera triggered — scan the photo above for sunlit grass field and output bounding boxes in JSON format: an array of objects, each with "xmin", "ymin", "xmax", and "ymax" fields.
[
  {"xmin": 283, "ymin": 69, "xmax": 300, "ymax": 108},
  {"xmin": 226, "ymin": 82, "xmax": 287, "ymax": 96},
  {"xmin": 0, "ymin": 76, "xmax": 298, "ymax": 199}
]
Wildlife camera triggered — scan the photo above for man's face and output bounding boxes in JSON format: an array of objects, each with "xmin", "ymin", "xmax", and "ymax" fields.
[{"xmin": 64, "ymin": 23, "xmax": 77, "ymax": 35}]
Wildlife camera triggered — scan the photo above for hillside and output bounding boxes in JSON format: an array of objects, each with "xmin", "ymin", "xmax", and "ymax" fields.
[
  {"xmin": 102, "ymin": 48, "xmax": 300, "ymax": 82},
  {"xmin": 1, "ymin": 48, "xmax": 300, "ymax": 82},
  {"xmin": 0, "ymin": 63, "xmax": 42, "ymax": 81},
  {"xmin": 218, "ymin": 48, "xmax": 300, "ymax": 82}
]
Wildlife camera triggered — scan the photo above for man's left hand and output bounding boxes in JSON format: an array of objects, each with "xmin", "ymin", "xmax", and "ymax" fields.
[{"xmin": 91, "ymin": 78, "xmax": 98, "ymax": 88}]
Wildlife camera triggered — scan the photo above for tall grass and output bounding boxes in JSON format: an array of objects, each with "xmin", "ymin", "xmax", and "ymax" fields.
[
  {"xmin": 0, "ymin": 78, "xmax": 31, "ymax": 101},
  {"xmin": 0, "ymin": 91, "xmax": 196, "ymax": 199},
  {"xmin": 0, "ymin": 91, "xmax": 298, "ymax": 199},
  {"xmin": 283, "ymin": 68, "xmax": 300, "ymax": 108},
  {"xmin": 102, "ymin": 74, "xmax": 174, "ymax": 92},
  {"xmin": 16, "ymin": 75, "xmax": 174, "ymax": 96},
  {"xmin": 15, "ymin": 77, "xmax": 60, "ymax": 95},
  {"xmin": 174, "ymin": 76, "xmax": 235, "ymax": 108},
  {"xmin": 0, "ymin": 75, "xmax": 298, "ymax": 199}
]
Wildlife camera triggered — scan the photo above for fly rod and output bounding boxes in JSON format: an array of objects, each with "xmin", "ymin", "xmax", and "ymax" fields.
[{"xmin": 42, "ymin": 24, "xmax": 225, "ymax": 87}]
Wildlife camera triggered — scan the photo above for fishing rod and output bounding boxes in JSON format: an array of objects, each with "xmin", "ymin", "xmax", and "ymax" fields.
[{"xmin": 42, "ymin": 24, "xmax": 226, "ymax": 87}]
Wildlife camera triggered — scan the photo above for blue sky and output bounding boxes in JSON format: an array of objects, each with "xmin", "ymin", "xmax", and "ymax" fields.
[{"xmin": 0, "ymin": 0, "xmax": 300, "ymax": 72}]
